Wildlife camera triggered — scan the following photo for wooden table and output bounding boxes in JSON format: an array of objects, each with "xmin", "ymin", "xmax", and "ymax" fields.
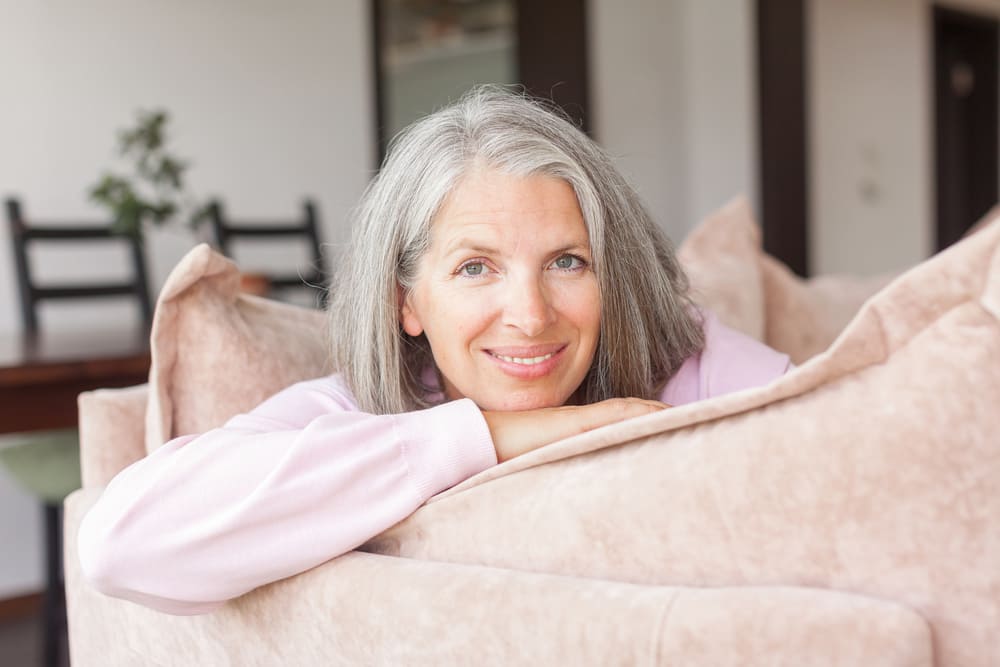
[{"xmin": 0, "ymin": 327, "xmax": 150, "ymax": 434}]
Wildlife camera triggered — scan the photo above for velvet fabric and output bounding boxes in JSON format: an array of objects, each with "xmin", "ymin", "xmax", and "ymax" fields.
[
  {"xmin": 65, "ymin": 489, "xmax": 933, "ymax": 666},
  {"xmin": 677, "ymin": 198, "xmax": 767, "ymax": 340},
  {"xmin": 759, "ymin": 254, "xmax": 893, "ymax": 364},
  {"xmin": 680, "ymin": 197, "xmax": 894, "ymax": 364},
  {"xmin": 78, "ymin": 385, "xmax": 147, "ymax": 488},
  {"xmin": 144, "ymin": 245, "xmax": 331, "ymax": 452},
  {"xmin": 65, "ymin": 205, "xmax": 1000, "ymax": 665},
  {"xmin": 70, "ymin": 377, "xmax": 932, "ymax": 666},
  {"xmin": 364, "ymin": 214, "xmax": 1000, "ymax": 666}
]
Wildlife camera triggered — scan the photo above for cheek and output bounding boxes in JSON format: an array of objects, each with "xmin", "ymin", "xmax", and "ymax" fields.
[
  {"xmin": 555, "ymin": 281, "xmax": 601, "ymax": 337},
  {"xmin": 422, "ymin": 288, "xmax": 496, "ymax": 346}
]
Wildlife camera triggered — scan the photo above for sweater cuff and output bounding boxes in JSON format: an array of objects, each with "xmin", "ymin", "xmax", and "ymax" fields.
[{"xmin": 395, "ymin": 398, "xmax": 498, "ymax": 500}]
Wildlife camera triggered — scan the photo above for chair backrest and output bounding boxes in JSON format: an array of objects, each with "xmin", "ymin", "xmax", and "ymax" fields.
[
  {"xmin": 208, "ymin": 199, "xmax": 325, "ymax": 300},
  {"xmin": 5, "ymin": 197, "xmax": 153, "ymax": 334}
]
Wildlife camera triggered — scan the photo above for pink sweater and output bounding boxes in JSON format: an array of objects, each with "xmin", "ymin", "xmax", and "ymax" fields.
[{"xmin": 78, "ymin": 312, "xmax": 790, "ymax": 615}]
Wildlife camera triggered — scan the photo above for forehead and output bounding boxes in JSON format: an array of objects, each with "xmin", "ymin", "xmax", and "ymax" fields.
[{"xmin": 429, "ymin": 168, "xmax": 588, "ymax": 249}]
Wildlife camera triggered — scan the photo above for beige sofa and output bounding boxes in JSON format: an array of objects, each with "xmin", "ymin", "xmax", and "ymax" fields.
[{"xmin": 64, "ymin": 201, "xmax": 1000, "ymax": 665}]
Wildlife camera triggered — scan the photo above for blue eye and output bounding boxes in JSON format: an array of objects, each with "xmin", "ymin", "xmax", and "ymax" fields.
[
  {"xmin": 551, "ymin": 254, "xmax": 585, "ymax": 271},
  {"xmin": 459, "ymin": 261, "xmax": 488, "ymax": 277}
]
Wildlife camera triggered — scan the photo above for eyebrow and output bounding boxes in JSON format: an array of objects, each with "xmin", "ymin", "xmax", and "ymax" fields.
[
  {"xmin": 442, "ymin": 239, "xmax": 501, "ymax": 257},
  {"xmin": 442, "ymin": 238, "xmax": 592, "ymax": 257}
]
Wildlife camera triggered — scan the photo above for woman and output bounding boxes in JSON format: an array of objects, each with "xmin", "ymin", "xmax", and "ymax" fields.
[{"xmin": 79, "ymin": 87, "xmax": 790, "ymax": 615}]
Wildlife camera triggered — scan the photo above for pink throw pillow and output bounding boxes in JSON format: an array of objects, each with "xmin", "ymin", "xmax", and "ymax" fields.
[{"xmin": 144, "ymin": 245, "xmax": 331, "ymax": 452}]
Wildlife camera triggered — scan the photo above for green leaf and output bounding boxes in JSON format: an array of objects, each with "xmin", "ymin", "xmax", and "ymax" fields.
[
  {"xmin": 188, "ymin": 202, "xmax": 214, "ymax": 230},
  {"xmin": 153, "ymin": 156, "xmax": 187, "ymax": 189},
  {"xmin": 93, "ymin": 106, "xmax": 206, "ymax": 237},
  {"xmin": 149, "ymin": 200, "xmax": 177, "ymax": 223},
  {"xmin": 88, "ymin": 173, "xmax": 131, "ymax": 204},
  {"xmin": 109, "ymin": 194, "xmax": 144, "ymax": 237},
  {"xmin": 119, "ymin": 109, "xmax": 168, "ymax": 156}
]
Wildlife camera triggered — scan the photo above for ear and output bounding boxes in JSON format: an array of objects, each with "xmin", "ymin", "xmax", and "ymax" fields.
[{"xmin": 398, "ymin": 284, "xmax": 424, "ymax": 337}]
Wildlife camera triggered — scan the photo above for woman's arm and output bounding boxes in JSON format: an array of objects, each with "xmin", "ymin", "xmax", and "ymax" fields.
[
  {"xmin": 78, "ymin": 375, "xmax": 666, "ymax": 615},
  {"xmin": 78, "ymin": 375, "xmax": 496, "ymax": 615},
  {"xmin": 484, "ymin": 398, "xmax": 669, "ymax": 462}
]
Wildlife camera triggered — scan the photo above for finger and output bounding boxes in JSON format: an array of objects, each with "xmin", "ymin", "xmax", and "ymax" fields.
[
  {"xmin": 605, "ymin": 399, "xmax": 664, "ymax": 420},
  {"xmin": 626, "ymin": 398, "xmax": 671, "ymax": 410}
]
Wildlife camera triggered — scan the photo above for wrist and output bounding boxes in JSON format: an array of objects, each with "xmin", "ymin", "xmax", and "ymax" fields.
[{"xmin": 482, "ymin": 410, "xmax": 525, "ymax": 463}]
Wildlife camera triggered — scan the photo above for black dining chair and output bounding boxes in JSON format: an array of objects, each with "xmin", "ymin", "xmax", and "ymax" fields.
[
  {"xmin": 208, "ymin": 199, "xmax": 326, "ymax": 304},
  {"xmin": 3, "ymin": 196, "xmax": 153, "ymax": 667},
  {"xmin": 7, "ymin": 197, "xmax": 153, "ymax": 333}
]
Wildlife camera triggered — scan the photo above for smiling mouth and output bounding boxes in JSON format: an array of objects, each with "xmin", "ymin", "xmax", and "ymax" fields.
[{"xmin": 489, "ymin": 351, "xmax": 556, "ymax": 365}]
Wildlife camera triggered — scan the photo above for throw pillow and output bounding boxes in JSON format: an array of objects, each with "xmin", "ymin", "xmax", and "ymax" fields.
[{"xmin": 144, "ymin": 245, "xmax": 330, "ymax": 452}]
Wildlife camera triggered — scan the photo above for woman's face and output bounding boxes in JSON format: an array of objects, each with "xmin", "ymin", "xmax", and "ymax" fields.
[{"xmin": 401, "ymin": 168, "xmax": 601, "ymax": 411}]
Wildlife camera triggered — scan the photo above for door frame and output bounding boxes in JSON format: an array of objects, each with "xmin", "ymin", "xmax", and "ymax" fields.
[{"xmin": 756, "ymin": 0, "xmax": 810, "ymax": 277}]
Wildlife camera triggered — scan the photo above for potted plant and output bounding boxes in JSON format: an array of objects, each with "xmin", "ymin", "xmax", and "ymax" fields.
[{"xmin": 89, "ymin": 109, "xmax": 210, "ymax": 239}]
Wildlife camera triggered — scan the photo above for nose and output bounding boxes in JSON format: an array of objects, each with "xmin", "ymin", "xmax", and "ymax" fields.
[{"xmin": 501, "ymin": 273, "xmax": 556, "ymax": 337}]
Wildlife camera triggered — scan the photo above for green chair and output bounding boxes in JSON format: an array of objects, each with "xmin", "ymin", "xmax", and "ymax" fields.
[
  {"xmin": 5, "ymin": 196, "xmax": 152, "ymax": 667},
  {"xmin": 0, "ymin": 431, "xmax": 81, "ymax": 667},
  {"xmin": 0, "ymin": 431, "xmax": 81, "ymax": 505},
  {"xmin": 0, "ymin": 429, "xmax": 81, "ymax": 665}
]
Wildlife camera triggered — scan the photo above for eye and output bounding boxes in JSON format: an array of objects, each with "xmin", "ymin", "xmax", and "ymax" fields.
[
  {"xmin": 458, "ymin": 260, "xmax": 491, "ymax": 277},
  {"xmin": 550, "ymin": 254, "xmax": 587, "ymax": 271}
]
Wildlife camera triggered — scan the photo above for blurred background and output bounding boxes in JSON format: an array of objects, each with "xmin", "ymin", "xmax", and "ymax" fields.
[{"xmin": 2, "ymin": 0, "xmax": 998, "ymax": 663}]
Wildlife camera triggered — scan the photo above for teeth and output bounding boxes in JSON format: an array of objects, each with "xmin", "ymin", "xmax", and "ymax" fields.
[{"xmin": 493, "ymin": 352, "xmax": 555, "ymax": 365}]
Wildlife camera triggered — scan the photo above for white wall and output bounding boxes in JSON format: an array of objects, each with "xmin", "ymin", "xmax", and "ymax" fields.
[
  {"xmin": 589, "ymin": 0, "xmax": 758, "ymax": 243},
  {"xmin": 588, "ymin": 0, "xmax": 689, "ymax": 240},
  {"xmin": 594, "ymin": 0, "xmax": 998, "ymax": 278},
  {"xmin": 808, "ymin": 0, "xmax": 1000, "ymax": 275},
  {"xmin": 808, "ymin": 0, "xmax": 932, "ymax": 276},
  {"xmin": 594, "ymin": 0, "xmax": 1000, "ymax": 278},
  {"xmin": 679, "ymin": 0, "xmax": 759, "ymax": 225},
  {"xmin": 0, "ymin": 0, "xmax": 373, "ymax": 335},
  {"xmin": 0, "ymin": 0, "xmax": 762, "ymax": 327},
  {"xmin": 0, "ymin": 0, "xmax": 371, "ymax": 598}
]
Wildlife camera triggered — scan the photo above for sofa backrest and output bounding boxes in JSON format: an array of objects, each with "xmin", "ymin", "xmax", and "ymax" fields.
[{"xmin": 78, "ymin": 384, "xmax": 149, "ymax": 488}]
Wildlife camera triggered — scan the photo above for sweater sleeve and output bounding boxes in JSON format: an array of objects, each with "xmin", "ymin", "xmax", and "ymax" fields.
[{"xmin": 77, "ymin": 375, "xmax": 497, "ymax": 615}]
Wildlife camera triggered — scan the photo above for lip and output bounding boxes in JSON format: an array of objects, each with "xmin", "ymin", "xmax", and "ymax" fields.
[
  {"xmin": 482, "ymin": 343, "xmax": 568, "ymax": 380},
  {"xmin": 485, "ymin": 343, "xmax": 566, "ymax": 357}
]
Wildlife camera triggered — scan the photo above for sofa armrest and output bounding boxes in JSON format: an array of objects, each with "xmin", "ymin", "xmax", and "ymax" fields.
[
  {"xmin": 78, "ymin": 384, "xmax": 148, "ymax": 488},
  {"xmin": 64, "ymin": 489, "xmax": 931, "ymax": 666}
]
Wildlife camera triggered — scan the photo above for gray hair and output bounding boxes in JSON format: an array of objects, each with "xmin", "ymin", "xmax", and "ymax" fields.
[{"xmin": 329, "ymin": 86, "xmax": 704, "ymax": 414}]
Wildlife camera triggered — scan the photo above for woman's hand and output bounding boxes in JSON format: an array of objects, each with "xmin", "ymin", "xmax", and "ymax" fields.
[{"xmin": 482, "ymin": 398, "xmax": 670, "ymax": 463}]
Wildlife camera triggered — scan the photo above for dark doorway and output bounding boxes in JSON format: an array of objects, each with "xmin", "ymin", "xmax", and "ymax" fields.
[
  {"xmin": 934, "ymin": 6, "xmax": 999, "ymax": 250},
  {"xmin": 756, "ymin": 0, "xmax": 809, "ymax": 277},
  {"xmin": 516, "ymin": 0, "xmax": 589, "ymax": 134}
]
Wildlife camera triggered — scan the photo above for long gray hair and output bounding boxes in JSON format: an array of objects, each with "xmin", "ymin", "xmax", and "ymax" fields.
[{"xmin": 329, "ymin": 86, "xmax": 704, "ymax": 414}]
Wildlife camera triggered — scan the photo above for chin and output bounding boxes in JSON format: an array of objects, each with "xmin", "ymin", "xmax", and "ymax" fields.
[{"xmin": 475, "ymin": 390, "xmax": 570, "ymax": 412}]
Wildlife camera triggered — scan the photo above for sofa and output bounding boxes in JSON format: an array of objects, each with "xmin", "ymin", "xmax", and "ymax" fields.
[{"xmin": 64, "ymin": 200, "xmax": 1000, "ymax": 665}]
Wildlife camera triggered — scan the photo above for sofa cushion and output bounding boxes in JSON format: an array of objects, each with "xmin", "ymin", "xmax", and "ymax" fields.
[
  {"xmin": 364, "ymin": 215, "xmax": 1000, "ymax": 667},
  {"xmin": 679, "ymin": 197, "xmax": 893, "ymax": 363},
  {"xmin": 79, "ymin": 385, "xmax": 149, "ymax": 488},
  {"xmin": 677, "ymin": 198, "xmax": 765, "ymax": 341},
  {"xmin": 64, "ymin": 487, "xmax": 932, "ymax": 667},
  {"xmin": 145, "ymin": 245, "xmax": 330, "ymax": 451},
  {"xmin": 759, "ymin": 254, "xmax": 893, "ymax": 364}
]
